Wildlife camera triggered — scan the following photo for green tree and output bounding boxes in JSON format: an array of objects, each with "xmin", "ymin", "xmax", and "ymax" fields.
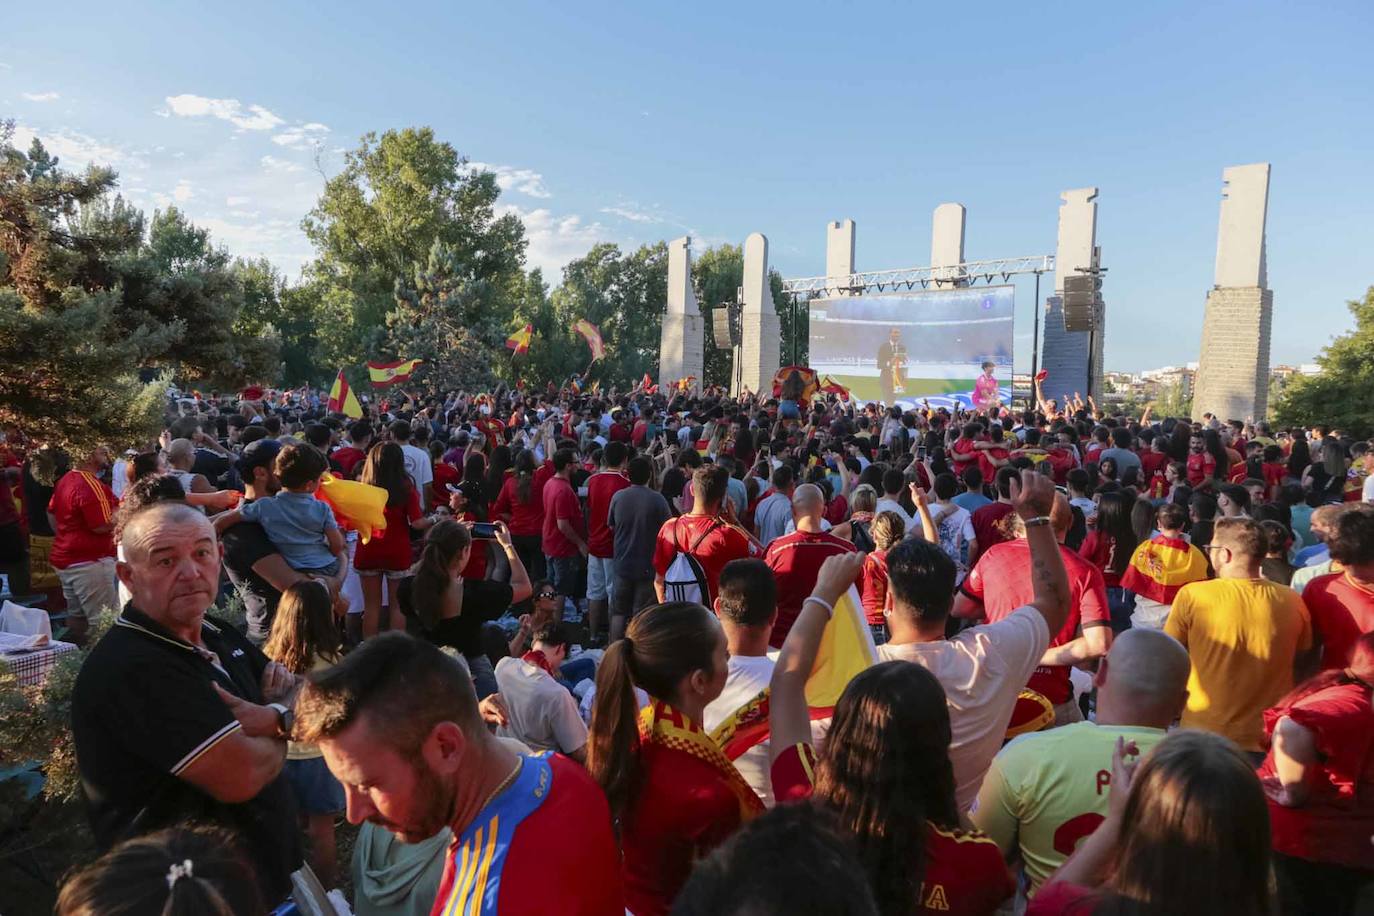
[
  {"xmin": 1151, "ymin": 380, "xmax": 1194, "ymax": 421},
  {"xmin": 301, "ymin": 128, "xmax": 527, "ymax": 367},
  {"xmin": 549, "ymin": 242, "xmax": 668, "ymax": 388},
  {"xmin": 234, "ymin": 258, "xmax": 321, "ymax": 386},
  {"xmin": 691, "ymin": 244, "xmax": 795, "ymax": 388},
  {"xmin": 1273, "ymin": 286, "xmax": 1374, "ymax": 436}
]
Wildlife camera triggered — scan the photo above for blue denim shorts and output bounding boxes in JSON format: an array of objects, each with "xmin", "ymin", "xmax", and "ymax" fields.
[{"xmin": 286, "ymin": 755, "xmax": 345, "ymax": 815}]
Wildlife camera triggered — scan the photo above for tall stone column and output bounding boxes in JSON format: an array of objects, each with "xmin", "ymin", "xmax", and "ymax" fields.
[
  {"xmin": 657, "ymin": 236, "xmax": 704, "ymax": 388},
  {"xmin": 1192, "ymin": 163, "xmax": 1273, "ymax": 422},
  {"xmin": 734, "ymin": 233, "xmax": 781, "ymax": 396},
  {"xmin": 930, "ymin": 203, "xmax": 966, "ymax": 286},
  {"xmin": 826, "ymin": 219, "xmax": 855, "ymax": 290},
  {"xmin": 1039, "ymin": 188, "xmax": 1104, "ymax": 402}
]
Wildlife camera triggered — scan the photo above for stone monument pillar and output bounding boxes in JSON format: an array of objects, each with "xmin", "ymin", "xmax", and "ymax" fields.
[
  {"xmin": 657, "ymin": 236, "xmax": 704, "ymax": 389},
  {"xmin": 930, "ymin": 203, "xmax": 966, "ymax": 286},
  {"xmin": 1039, "ymin": 188, "xmax": 1104, "ymax": 402},
  {"xmin": 826, "ymin": 219, "xmax": 855, "ymax": 291},
  {"xmin": 1192, "ymin": 163, "xmax": 1273, "ymax": 422},
  {"xmin": 734, "ymin": 232, "xmax": 781, "ymax": 397}
]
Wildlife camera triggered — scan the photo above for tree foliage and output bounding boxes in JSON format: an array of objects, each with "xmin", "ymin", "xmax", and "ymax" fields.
[
  {"xmin": 1273, "ymin": 286, "xmax": 1374, "ymax": 437},
  {"xmin": 691, "ymin": 244, "xmax": 796, "ymax": 388}
]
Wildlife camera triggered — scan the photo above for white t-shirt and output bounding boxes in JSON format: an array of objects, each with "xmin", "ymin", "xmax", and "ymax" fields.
[
  {"xmin": 933, "ymin": 503, "xmax": 976, "ymax": 581},
  {"xmin": 399, "ymin": 443, "xmax": 433, "ymax": 498},
  {"xmin": 703, "ymin": 654, "xmax": 777, "ymax": 807},
  {"xmin": 493, "ymin": 656, "xmax": 588, "ymax": 756},
  {"xmin": 877, "ymin": 606, "xmax": 1051, "ymax": 812},
  {"xmin": 1363, "ymin": 473, "xmax": 1374, "ymax": 503},
  {"xmin": 874, "ymin": 497, "xmax": 915, "ymax": 532}
]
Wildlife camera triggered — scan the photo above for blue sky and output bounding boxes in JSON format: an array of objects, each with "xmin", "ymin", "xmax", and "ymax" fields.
[{"xmin": 4, "ymin": 0, "xmax": 1371, "ymax": 372}]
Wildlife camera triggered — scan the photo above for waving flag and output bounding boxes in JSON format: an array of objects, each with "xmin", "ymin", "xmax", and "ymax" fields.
[
  {"xmin": 327, "ymin": 369, "xmax": 363, "ymax": 418},
  {"xmin": 505, "ymin": 323, "xmax": 533, "ymax": 355},
  {"xmin": 367, "ymin": 359, "xmax": 423, "ymax": 387},
  {"xmin": 573, "ymin": 319, "xmax": 604, "ymax": 361},
  {"xmin": 1121, "ymin": 534, "xmax": 1211, "ymax": 605},
  {"xmin": 317, "ymin": 474, "xmax": 389, "ymax": 544},
  {"xmin": 772, "ymin": 365, "xmax": 819, "ymax": 403},
  {"xmin": 819, "ymin": 375, "xmax": 851, "ymax": 402},
  {"xmin": 640, "ymin": 373, "xmax": 658, "ymax": 394}
]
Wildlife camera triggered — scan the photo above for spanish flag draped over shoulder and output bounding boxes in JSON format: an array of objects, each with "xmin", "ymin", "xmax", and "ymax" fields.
[
  {"xmin": 573, "ymin": 319, "xmax": 604, "ymax": 361},
  {"xmin": 505, "ymin": 323, "xmax": 533, "ymax": 355},
  {"xmin": 316, "ymin": 473, "xmax": 390, "ymax": 544},
  {"xmin": 367, "ymin": 358, "xmax": 423, "ymax": 387},
  {"xmin": 327, "ymin": 369, "xmax": 363, "ymax": 418},
  {"xmin": 711, "ymin": 586, "xmax": 877, "ymax": 760},
  {"xmin": 1121, "ymin": 534, "xmax": 1210, "ymax": 605}
]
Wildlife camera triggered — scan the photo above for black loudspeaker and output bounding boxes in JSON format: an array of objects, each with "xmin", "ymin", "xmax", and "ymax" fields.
[
  {"xmin": 1062, "ymin": 275, "xmax": 1101, "ymax": 332},
  {"xmin": 712, "ymin": 306, "xmax": 740, "ymax": 348}
]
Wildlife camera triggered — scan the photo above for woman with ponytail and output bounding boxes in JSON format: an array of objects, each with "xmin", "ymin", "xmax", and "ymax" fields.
[
  {"xmin": 492, "ymin": 449, "xmax": 552, "ymax": 582},
  {"xmin": 769, "ymin": 552, "xmax": 1013, "ymax": 916},
  {"xmin": 587, "ymin": 601, "xmax": 761, "ymax": 916},
  {"xmin": 399, "ymin": 518, "xmax": 530, "ymax": 698},
  {"xmin": 355, "ymin": 442, "xmax": 434, "ymax": 638}
]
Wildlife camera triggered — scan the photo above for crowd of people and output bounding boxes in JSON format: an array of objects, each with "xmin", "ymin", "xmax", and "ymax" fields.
[{"xmin": 4, "ymin": 377, "xmax": 1374, "ymax": 915}]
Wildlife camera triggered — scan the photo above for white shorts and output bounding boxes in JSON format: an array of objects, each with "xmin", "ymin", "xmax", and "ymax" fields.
[{"xmin": 586, "ymin": 556, "xmax": 617, "ymax": 602}]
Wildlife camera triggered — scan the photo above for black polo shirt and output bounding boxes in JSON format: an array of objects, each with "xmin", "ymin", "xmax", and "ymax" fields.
[
  {"xmin": 220, "ymin": 500, "xmax": 282, "ymax": 643},
  {"xmin": 72, "ymin": 604, "xmax": 301, "ymax": 901}
]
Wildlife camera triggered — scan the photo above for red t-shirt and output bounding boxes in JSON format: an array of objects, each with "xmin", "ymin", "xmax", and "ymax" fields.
[
  {"xmin": 493, "ymin": 461, "xmax": 555, "ymax": 537},
  {"xmin": 431, "ymin": 461, "xmax": 462, "ymax": 511},
  {"xmin": 1186, "ymin": 451, "xmax": 1216, "ymax": 487},
  {"xmin": 771, "ymin": 743, "xmax": 1014, "ymax": 915},
  {"xmin": 652, "ymin": 514, "xmax": 757, "ymax": 604},
  {"xmin": 353, "ymin": 485, "xmax": 421, "ymax": 572},
  {"xmin": 631, "ymin": 419, "xmax": 649, "ymax": 447},
  {"xmin": 1304, "ymin": 572, "xmax": 1374, "ymax": 670},
  {"xmin": 541, "ymin": 476, "xmax": 584, "ymax": 559},
  {"xmin": 950, "ymin": 437, "xmax": 979, "ymax": 469},
  {"xmin": 1262, "ymin": 461, "xmax": 1287, "ymax": 500},
  {"xmin": 1139, "ymin": 451, "xmax": 1169, "ymax": 497},
  {"xmin": 977, "ymin": 446, "xmax": 1010, "ymax": 483},
  {"xmin": 824, "ymin": 493, "xmax": 848, "ymax": 526},
  {"xmin": 331, "ymin": 446, "xmax": 367, "ymax": 479},
  {"xmin": 1258, "ymin": 682, "xmax": 1374, "ymax": 869},
  {"xmin": 970, "ymin": 502, "xmax": 1016, "ymax": 559},
  {"xmin": 622, "ymin": 740, "xmax": 743, "ymax": 916},
  {"xmin": 765, "ymin": 530, "xmax": 858, "ymax": 647},
  {"xmin": 608, "ymin": 422, "xmax": 632, "ymax": 444},
  {"xmin": 860, "ymin": 548, "xmax": 891, "ymax": 625},
  {"xmin": 1043, "ymin": 448, "xmax": 1078, "ymax": 486},
  {"xmin": 1078, "ymin": 530, "xmax": 1127, "ymax": 588},
  {"xmin": 585, "ymin": 470, "xmax": 630, "ymax": 559},
  {"xmin": 1025, "ymin": 881, "xmax": 1098, "ymax": 914},
  {"xmin": 961, "ymin": 539, "xmax": 1111, "ymax": 704},
  {"xmin": 430, "ymin": 753, "xmax": 623, "ymax": 916},
  {"xmin": 48, "ymin": 470, "xmax": 119, "ymax": 569}
]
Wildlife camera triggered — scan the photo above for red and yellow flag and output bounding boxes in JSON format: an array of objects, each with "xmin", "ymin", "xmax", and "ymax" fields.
[
  {"xmin": 366, "ymin": 359, "xmax": 423, "ymax": 387},
  {"xmin": 505, "ymin": 323, "xmax": 533, "ymax": 355},
  {"xmin": 327, "ymin": 369, "xmax": 363, "ymax": 418},
  {"xmin": 573, "ymin": 319, "xmax": 604, "ymax": 361},
  {"xmin": 1121, "ymin": 534, "xmax": 1210, "ymax": 605},
  {"xmin": 819, "ymin": 375, "xmax": 851, "ymax": 402}
]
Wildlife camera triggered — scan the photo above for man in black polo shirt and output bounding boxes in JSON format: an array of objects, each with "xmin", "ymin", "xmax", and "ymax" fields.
[
  {"xmin": 221, "ymin": 439, "xmax": 347, "ymax": 645},
  {"xmin": 72, "ymin": 501, "xmax": 303, "ymax": 903}
]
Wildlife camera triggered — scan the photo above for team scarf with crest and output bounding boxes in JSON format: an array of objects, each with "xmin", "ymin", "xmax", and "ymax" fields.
[{"xmin": 639, "ymin": 699, "xmax": 764, "ymax": 821}]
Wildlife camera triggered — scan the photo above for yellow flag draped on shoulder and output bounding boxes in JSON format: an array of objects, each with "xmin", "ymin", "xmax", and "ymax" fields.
[{"xmin": 1121, "ymin": 534, "xmax": 1210, "ymax": 605}]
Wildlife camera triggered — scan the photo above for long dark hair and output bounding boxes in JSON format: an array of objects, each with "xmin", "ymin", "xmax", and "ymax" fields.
[
  {"xmin": 1202, "ymin": 429, "xmax": 1230, "ymax": 480},
  {"xmin": 1096, "ymin": 490, "xmax": 1141, "ymax": 577},
  {"xmin": 1095, "ymin": 731, "xmax": 1274, "ymax": 916},
  {"xmin": 262, "ymin": 580, "xmax": 340, "ymax": 674},
  {"xmin": 587, "ymin": 602, "xmax": 722, "ymax": 823},
  {"xmin": 1167, "ymin": 423, "xmax": 1193, "ymax": 462},
  {"xmin": 812, "ymin": 661, "xmax": 957, "ymax": 916},
  {"xmin": 408, "ymin": 520, "xmax": 471, "ymax": 630},
  {"xmin": 361, "ymin": 442, "xmax": 412, "ymax": 509},
  {"xmin": 1286, "ymin": 436, "xmax": 1310, "ymax": 479},
  {"xmin": 485, "ymin": 445, "xmax": 512, "ymax": 504},
  {"xmin": 513, "ymin": 450, "xmax": 537, "ymax": 504}
]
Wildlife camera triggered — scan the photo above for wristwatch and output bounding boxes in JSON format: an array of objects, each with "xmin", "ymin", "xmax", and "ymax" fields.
[{"xmin": 269, "ymin": 702, "xmax": 294, "ymax": 739}]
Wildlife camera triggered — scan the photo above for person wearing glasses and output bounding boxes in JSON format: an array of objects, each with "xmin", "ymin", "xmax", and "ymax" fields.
[{"xmin": 1165, "ymin": 517, "xmax": 1313, "ymax": 762}]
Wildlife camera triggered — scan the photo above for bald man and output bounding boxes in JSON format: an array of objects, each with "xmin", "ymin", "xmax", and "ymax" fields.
[
  {"xmin": 972, "ymin": 628, "xmax": 1190, "ymax": 896},
  {"xmin": 71, "ymin": 501, "xmax": 303, "ymax": 903},
  {"xmin": 164, "ymin": 437, "xmax": 216, "ymax": 500},
  {"xmin": 954, "ymin": 491, "xmax": 1113, "ymax": 725},
  {"xmin": 764, "ymin": 483, "xmax": 858, "ymax": 648}
]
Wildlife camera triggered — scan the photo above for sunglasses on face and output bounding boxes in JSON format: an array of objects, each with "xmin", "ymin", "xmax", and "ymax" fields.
[{"xmin": 536, "ymin": 591, "xmax": 557, "ymax": 600}]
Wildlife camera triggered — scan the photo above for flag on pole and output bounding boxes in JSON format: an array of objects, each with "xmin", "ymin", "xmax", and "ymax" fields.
[
  {"xmin": 573, "ymin": 319, "xmax": 604, "ymax": 361},
  {"xmin": 367, "ymin": 359, "xmax": 424, "ymax": 387},
  {"xmin": 327, "ymin": 369, "xmax": 363, "ymax": 418},
  {"xmin": 505, "ymin": 324, "xmax": 533, "ymax": 355}
]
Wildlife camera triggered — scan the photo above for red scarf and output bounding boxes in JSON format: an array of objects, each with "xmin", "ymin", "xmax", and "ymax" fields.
[{"xmin": 522, "ymin": 650, "xmax": 559, "ymax": 680}]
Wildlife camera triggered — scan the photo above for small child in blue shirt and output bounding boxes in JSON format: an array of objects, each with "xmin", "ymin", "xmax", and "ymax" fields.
[{"xmin": 217, "ymin": 442, "xmax": 346, "ymax": 576}]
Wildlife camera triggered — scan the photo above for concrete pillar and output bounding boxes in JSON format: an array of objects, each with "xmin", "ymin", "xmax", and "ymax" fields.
[
  {"xmin": 734, "ymin": 232, "xmax": 781, "ymax": 397},
  {"xmin": 1040, "ymin": 188, "xmax": 1104, "ymax": 402},
  {"xmin": 825, "ymin": 219, "xmax": 856, "ymax": 292},
  {"xmin": 1193, "ymin": 163, "xmax": 1273, "ymax": 421},
  {"xmin": 657, "ymin": 236, "xmax": 704, "ymax": 389},
  {"xmin": 930, "ymin": 203, "xmax": 966, "ymax": 286}
]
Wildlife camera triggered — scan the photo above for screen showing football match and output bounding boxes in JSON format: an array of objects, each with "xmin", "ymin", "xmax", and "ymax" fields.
[{"xmin": 808, "ymin": 285, "xmax": 1014, "ymax": 409}]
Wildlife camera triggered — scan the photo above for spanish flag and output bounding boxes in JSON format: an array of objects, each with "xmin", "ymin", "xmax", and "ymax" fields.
[
  {"xmin": 327, "ymin": 369, "xmax": 363, "ymax": 418},
  {"xmin": 1121, "ymin": 534, "xmax": 1210, "ymax": 605},
  {"xmin": 505, "ymin": 323, "xmax": 533, "ymax": 355},
  {"xmin": 711, "ymin": 586, "xmax": 876, "ymax": 759},
  {"xmin": 573, "ymin": 319, "xmax": 604, "ymax": 361},
  {"xmin": 316, "ymin": 473, "xmax": 389, "ymax": 544},
  {"xmin": 367, "ymin": 359, "xmax": 423, "ymax": 387},
  {"xmin": 819, "ymin": 375, "xmax": 851, "ymax": 402}
]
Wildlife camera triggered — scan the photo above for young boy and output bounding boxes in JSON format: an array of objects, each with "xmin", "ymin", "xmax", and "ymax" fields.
[
  {"xmin": 218, "ymin": 443, "xmax": 346, "ymax": 576},
  {"xmin": 1066, "ymin": 467, "xmax": 1095, "ymax": 518}
]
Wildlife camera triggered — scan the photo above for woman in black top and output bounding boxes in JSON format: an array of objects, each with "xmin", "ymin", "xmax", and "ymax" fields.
[{"xmin": 399, "ymin": 519, "xmax": 530, "ymax": 698}]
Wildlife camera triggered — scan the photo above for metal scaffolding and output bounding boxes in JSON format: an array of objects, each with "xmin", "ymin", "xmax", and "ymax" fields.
[{"xmin": 780, "ymin": 254, "xmax": 1055, "ymax": 297}]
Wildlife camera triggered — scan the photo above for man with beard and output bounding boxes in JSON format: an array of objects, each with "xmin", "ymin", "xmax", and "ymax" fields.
[
  {"xmin": 47, "ymin": 446, "xmax": 120, "ymax": 643},
  {"xmin": 877, "ymin": 326, "xmax": 905, "ymax": 405},
  {"xmin": 296, "ymin": 632, "xmax": 624, "ymax": 915}
]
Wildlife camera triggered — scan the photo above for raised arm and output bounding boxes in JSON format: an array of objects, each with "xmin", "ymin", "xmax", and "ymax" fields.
[
  {"xmin": 907, "ymin": 482, "xmax": 939, "ymax": 543},
  {"xmin": 1008, "ymin": 469, "xmax": 1071, "ymax": 636}
]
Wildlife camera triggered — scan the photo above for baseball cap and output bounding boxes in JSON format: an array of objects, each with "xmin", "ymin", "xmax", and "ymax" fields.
[
  {"xmin": 446, "ymin": 480, "xmax": 483, "ymax": 501},
  {"xmin": 236, "ymin": 438, "xmax": 283, "ymax": 476}
]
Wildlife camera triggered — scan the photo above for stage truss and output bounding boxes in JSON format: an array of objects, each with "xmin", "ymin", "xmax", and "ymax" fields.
[{"xmin": 781, "ymin": 254, "xmax": 1054, "ymax": 297}]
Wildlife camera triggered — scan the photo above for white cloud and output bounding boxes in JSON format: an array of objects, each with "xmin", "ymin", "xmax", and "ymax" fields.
[
  {"xmin": 272, "ymin": 122, "xmax": 330, "ymax": 150},
  {"xmin": 164, "ymin": 93, "xmax": 285, "ymax": 131},
  {"xmin": 225, "ymin": 195, "xmax": 251, "ymax": 206},
  {"xmin": 9, "ymin": 124, "xmax": 147, "ymax": 171},
  {"xmin": 149, "ymin": 179, "xmax": 196, "ymax": 208},
  {"xmin": 500, "ymin": 205, "xmax": 610, "ymax": 277},
  {"xmin": 470, "ymin": 162, "xmax": 551, "ymax": 199},
  {"xmin": 260, "ymin": 154, "xmax": 303, "ymax": 173},
  {"xmin": 600, "ymin": 205, "xmax": 657, "ymax": 224},
  {"xmin": 22, "ymin": 91, "xmax": 60, "ymax": 102}
]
